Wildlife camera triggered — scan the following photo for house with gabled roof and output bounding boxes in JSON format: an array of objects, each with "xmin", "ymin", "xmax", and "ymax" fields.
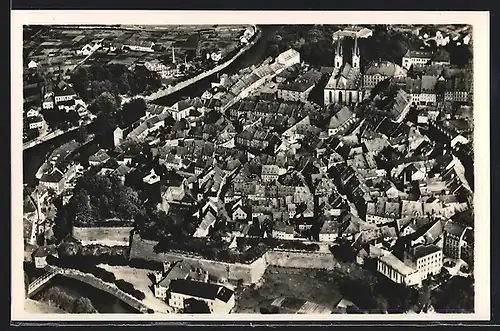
[
  {"xmin": 328, "ymin": 106, "xmax": 356, "ymax": 136},
  {"xmin": 410, "ymin": 218, "xmax": 446, "ymax": 247},
  {"xmin": 112, "ymin": 164, "xmax": 132, "ymax": 184},
  {"xmin": 401, "ymin": 200, "xmax": 424, "ymax": 218},
  {"xmin": 365, "ymin": 197, "xmax": 401, "ymax": 225},
  {"xmin": 153, "ymin": 259, "xmax": 208, "ymax": 300},
  {"xmin": 402, "ymin": 49, "xmax": 432, "ymax": 70},
  {"xmin": 272, "ymin": 221, "xmax": 295, "ymax": 240},
  {"xmin": 231, "ymin": 204, "xmax": 250, "ymax": 223},
  {"xmin": 39, "ymin": 163, "xmax": 77, "ymax": 195},
  {"xmin": 403, "ymin": 243, "xmax": 443, "ymax": 282},
  {"xmin": 193, "ymin": 206, "xmax": 218, "ymax": 238},
  {"xmin": 54, "ymin": 82, "xmax": 77, "ymax": 104},
  {"xmin": 319, "ymin": 220, "xmax": 340, "ymax": 242},
  {"xmin": 88, "ymin": 149, "xmax": 111, "ymax": 167}
]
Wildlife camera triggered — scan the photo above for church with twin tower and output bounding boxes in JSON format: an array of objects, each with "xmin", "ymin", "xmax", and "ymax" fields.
[{"xmin": 323, "ymin": 36, "xmax": 365, "ymax": 106}]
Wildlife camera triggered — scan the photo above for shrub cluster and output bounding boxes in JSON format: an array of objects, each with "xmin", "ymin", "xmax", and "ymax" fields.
[
  {"xmin": 37, "ymin": 287, "xmax": 97, "ymax": 313},
  {"xmin": 114, "ymin": 279, "xmax": 146, "ymax": 300},
  {"xmin": 57, "ymin": 242, "xmax": 130, "ymax": 266}
]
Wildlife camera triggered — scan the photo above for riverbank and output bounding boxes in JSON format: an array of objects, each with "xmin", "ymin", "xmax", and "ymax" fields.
[
  {"xmin": 24, "ymin": 119, "xmax": 93, "ymax": 151},
  {"xmin": 24, "ymin": 127, "xmax": 77, "ymax": 151},
  {"xmin": 31, "ymin": 274, "xmax": 138, "ymax": 314},
  {"xmin": 145, "ymin": 28, "xmax": 262, "ymax": 103}
]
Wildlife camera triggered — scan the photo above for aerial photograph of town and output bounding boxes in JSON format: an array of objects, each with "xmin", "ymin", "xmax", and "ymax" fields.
[{"xmin": 20, "ymin": 23, "xmax": 475, "ymax": 316}]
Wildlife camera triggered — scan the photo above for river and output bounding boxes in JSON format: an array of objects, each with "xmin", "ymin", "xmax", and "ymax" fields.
[
  {"xmin": 32, "ymin": 275, "xmax": 138, "ymax": 313},
  {"xmin": 22, "ymin": 26, "xmax": 276, "ymax": 187},
  {"xmin": 152, "ymin": 25, "xmax": 276, "ymax": 106}
]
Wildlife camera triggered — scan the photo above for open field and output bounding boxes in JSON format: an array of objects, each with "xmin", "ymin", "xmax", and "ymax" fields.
[
  {"xmin": 234, "ymin": 266, "xmax": 343, "ymax": 313},
  {"xmin": 24, "ymin": 25, "xmax": 251, "ymax": 74}
]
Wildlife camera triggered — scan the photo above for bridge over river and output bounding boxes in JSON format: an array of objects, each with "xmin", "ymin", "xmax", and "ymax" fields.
[{"xmin": 28, "ymin": 266, "xmax": 172, "ymax": 314}]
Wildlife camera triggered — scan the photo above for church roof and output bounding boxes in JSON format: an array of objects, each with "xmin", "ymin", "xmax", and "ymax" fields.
[{"xmin": 325, "ymin": 63, "xmax": 361, "ymax": 90}]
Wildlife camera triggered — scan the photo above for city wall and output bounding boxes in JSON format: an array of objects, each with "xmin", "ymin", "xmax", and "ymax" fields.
[
  {"xmin": 129, "ymin": 234, "xmax": 267, "ymax": 285},
  {"xmin": 72, "ymin": 226, "xmax": 134, "ymax": 246},
  {"xmin": 129, "ymin": 234, "xmax": 338, "ymax": 285}
]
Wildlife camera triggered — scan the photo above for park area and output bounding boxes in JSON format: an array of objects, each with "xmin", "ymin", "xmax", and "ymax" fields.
[{"xmin": 234, "ymin": 266, "xmax": 344, "ymax": 313}]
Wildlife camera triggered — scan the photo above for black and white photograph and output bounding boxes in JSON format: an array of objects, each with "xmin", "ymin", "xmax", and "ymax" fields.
[{"xmin": 11, "ymin": 10, "xmax": 490, "ymax": 321}]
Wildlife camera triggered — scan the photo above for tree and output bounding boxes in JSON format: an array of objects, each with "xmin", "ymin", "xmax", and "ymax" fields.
[
  {"xmin": 236, "ymin": 278, "xmax": 244, "ymax": 289},
  {"xmin": 90, "ymin": 92, "xmax": 119, "ymax": 116},
  {"xmin": 210, "ymin": 227, "xmax": 224, "ymax": 244},
  {"xmin": 261, "ymin": 218, "xmax": 273, "ymax": 237},
  {"xmin": 72, "ymin": 297, "xmax": 97, "ymax": 313},
  {"xmin": 184, "ymin": 298, "xmax": 211, "ymax": 313},
  {"xmin": 119, "ymin": 98, "xmax": 147, "ymax": 128},
  {"xmin": 53, "ymin": 196, "xmax": 71, "ymax": 240},
  {"xmin": 433, "ymin": 276, "xmax": 474, "ymax": 313},
  {"xmin": 24, "ymin": 273, "xmax": 29, "ymax": 297},
  {"xmin": 69, "ymin": 189, "xmax": 93, "ymax": 226},
  {"xmin": 23, "ymin": 185, "xmax": 34, "ymax": 197},
  {"xmin": 76, "ymin": 126, "xmax": 88, "ymax": 143},
  {"xmin": 57, "ymin": 241, "xmax": 81, "ymax": 257}
]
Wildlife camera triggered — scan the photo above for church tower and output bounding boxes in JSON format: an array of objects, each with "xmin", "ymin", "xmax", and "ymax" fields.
[
  {"xmin": 352, "ymin": 37, "xmax": 360, "ymax": 69},
  {"xmin": 334, "ymin": 40, "xmax": 343, "ymax": 69}
]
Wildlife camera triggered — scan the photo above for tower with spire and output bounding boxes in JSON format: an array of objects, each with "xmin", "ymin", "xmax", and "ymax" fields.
[
  {"xmin": 352, "ymin": 37, "xmax": 360, "ymax": 69},
  {"xmin": 334, "ymin": 40, "xmax": 343, "ymax": 69},
  {"xmin": 172, "ymin": 46, "xmax": 176, "ymax": 64}
]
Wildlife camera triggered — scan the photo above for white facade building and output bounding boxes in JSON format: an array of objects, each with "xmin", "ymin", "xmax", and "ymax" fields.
[
  {"xmin": 168, "ymin": 279, "xmax": 235, "ymax": 313},
  {"xmin": 402, "ymin": 50, "xmax": 432, "ymax": 70}
]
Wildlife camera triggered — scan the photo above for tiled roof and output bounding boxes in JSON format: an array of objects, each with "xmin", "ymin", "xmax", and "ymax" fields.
[
  {"xmin": 40, "ymin": 168, "xmax": 64, "ymax": 183},
  {"xmin": 380, "ymin": 252, "xmax": 417, "ymax": 275},
  {"xmin": 444, "ymin": 220, "xmax": 465, "ymax": 237},
  {"xmin": 169, "ymin": 279, "xmax": 234, "ymax": 303},
  {"xmin": 412, "ymin": 244, "xmax": 441, "ymax": 259},
  {"xmin": 365, "ymin": 61, "xmax": 406, "ymax": 77},
  {"xmin": 328, "ymin": 107, "xmax": 354, "ymax": 129},
  {"xmin": 404, "ymin": 49, "xmax": 432, "ymax": 59},
  {"xmin": 319, "ymin": 220, "xmax": 339, "ymax": 234}
]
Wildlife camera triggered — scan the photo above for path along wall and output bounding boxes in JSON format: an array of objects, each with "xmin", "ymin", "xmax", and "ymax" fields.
[{"xmin": 264, "ymin": 250, "xmax": 337, "ymax": 270}]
